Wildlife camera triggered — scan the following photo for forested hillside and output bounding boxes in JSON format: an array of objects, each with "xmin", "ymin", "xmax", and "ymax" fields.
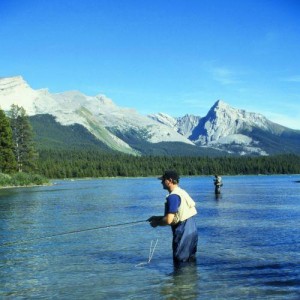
[
  {"xmin": 29, "ymin": 114, "xmax": 300, "ymax": 178},
  {"xmin": 30, "ymin": 114, "xmax": 112, "ymax": 151}
]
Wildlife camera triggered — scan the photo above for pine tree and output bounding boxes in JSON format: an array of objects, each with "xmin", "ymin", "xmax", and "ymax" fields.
[
  {"xmin": 9, "ymin": 105, "xmax": 38, "ymax": 172},
  {"xmin": 0, "ymin": 107, "xmax": 17, "ymax": 173}
]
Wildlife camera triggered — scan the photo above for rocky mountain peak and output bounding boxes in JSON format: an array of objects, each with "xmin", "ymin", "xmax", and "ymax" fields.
[{"xmin": 189, "ymin": 99, "xmax": 275, "ymax": 156}]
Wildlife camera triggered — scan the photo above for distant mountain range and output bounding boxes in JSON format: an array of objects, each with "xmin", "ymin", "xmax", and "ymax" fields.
[{"xmin": 1, "ymin": 76, "xmax": 300, "ymax": 156}]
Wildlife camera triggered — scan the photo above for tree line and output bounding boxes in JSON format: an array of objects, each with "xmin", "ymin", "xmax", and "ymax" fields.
[
  {"xmin": 1, "ymin": 106, "xmax": 300, "ymax": 180},
  {"xmin": 38, "ymin": 149, "xmax": 300, "ymax": 179}
]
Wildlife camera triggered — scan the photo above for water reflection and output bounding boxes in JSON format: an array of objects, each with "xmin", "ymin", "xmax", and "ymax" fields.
[
  {"xmin": 160, "ymin": 261, "xmax": 199, "ymax": 299},
  {"xmin": 214, "ymin": 193, "xmax": 222, "ymax": 201}
]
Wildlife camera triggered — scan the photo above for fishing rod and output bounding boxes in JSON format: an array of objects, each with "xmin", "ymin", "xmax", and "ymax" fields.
[{"xmin": 0, "ymin": 219, "xmax": 147, "ymax": 247}]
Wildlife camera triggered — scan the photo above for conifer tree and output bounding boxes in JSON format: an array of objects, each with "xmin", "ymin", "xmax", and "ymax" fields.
[
  {"xmin": 9, "ymin": 104, "xmax": 38, "ymax": 172},
  {"xmin": 0, "ymin": 107, "xmax": 17, "ymax": 173}
]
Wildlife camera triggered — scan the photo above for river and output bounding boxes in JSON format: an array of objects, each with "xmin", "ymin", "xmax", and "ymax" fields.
[{"xmin": 0, "ymin": 175, "xmax": 299, "ymax": 299}]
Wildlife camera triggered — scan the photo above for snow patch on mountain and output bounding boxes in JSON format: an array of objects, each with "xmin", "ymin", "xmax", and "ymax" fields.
[
  {"xmin": 210, "ymin": 134, "xmax": 252, "ymax": 145},
  {"xmin": 209, "ymin": 134, "xmax": 268, "ymax": 156}
]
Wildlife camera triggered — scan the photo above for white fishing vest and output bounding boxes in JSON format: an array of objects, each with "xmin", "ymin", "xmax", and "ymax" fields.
[{"xmin": 168, "ymin": 186, "xmax": 197, "ymax": 225}]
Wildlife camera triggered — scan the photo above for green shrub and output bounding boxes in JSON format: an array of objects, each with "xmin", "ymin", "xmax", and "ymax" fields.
[
  {"xmin": 0, "ymin": 173, "xmax": 11, "ymax": 186},
  {"xmin": 10, "ymin": 172, "xmax": 31, "ymax": 186},
  {"xmin": 28, "ymin": 173, "xmax": 49, "ymax": 185},
  {"xmin": 0, "ymin": 172, "xmax": 49, "ymax": 187}
]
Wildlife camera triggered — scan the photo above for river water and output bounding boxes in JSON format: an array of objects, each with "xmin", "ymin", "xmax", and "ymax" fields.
[{"xmin": 0, "ymin": 175, "xmax": 299, "ymax": 299}]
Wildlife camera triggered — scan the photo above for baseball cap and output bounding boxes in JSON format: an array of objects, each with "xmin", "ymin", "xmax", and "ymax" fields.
[{"xmin": 158, "ymin": 170, "xmax": 180, "ymax": 181}]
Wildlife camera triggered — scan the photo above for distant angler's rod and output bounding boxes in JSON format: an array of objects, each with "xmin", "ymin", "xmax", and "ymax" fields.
[{"xmin": 0, "ymin": 219, "xmax": 147, "ymax": 247}]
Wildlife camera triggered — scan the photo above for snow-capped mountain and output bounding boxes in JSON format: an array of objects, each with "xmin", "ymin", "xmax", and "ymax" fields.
[
  {"xmin": 1, "ymin": 76, "xmax": 299, "ymax": 156},
  {"xmin": 148, "ymin": 100, "xmax": 300, "ymax": 155},
  {"xmin": 188, "ymin": 100, "xmax": 300, "ymax": 155},
  {"xmin": 188, "ymin": 100, "xmax": 273, "ymax": 155},
  {"xmin": 0, "ymin": 76, "xmax": 193, "ymax": 155}
]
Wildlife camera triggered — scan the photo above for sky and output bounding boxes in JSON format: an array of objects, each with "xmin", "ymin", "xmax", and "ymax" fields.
[{"xmin": 1, "ymin": 0, "xmax": 300, "ymax": 129}]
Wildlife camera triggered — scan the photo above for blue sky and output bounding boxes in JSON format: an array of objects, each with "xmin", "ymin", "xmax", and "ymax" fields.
[{"xmin": 1, "ymin": 0, "xmax": 300, "ymax": 129}]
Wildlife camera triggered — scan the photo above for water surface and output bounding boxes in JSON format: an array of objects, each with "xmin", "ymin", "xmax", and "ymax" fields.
[{"xmin": 1, "ymin": 175, "xmax": 299, "ymax": 299}]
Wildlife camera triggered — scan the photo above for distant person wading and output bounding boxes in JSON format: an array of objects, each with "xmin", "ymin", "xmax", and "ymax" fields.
[{"xmin": 214, "ymin": 175, "xmax": 223, "ymax": 194}]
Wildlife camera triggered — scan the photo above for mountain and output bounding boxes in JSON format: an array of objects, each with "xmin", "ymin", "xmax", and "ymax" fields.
[
  {"xmin": 1, "ymin": 75, "xmax": 300, "ymax": 156},
  {"xmin": 149, "ymin": 100, "xmax": 300, "ymax": 155},
  {"xmin": 0, "ymin": 76, "xmax": 196, "ymax": 155},
  {"xmin": 187, "ymin": 100, "xmax": 300, "ymax": 155},
  {"xmin": 29, "ymin": 114, "xmax": 225, "ymax": 156}
]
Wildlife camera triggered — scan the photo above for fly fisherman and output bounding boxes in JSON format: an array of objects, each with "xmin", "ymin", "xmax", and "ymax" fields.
[
  {"xmin": 213, "ymin": 174, "xmax": 223, "ymax": 194},
  {"xmin": 148, "ymin": 170, "xmax": 198, "ymax": 264}
]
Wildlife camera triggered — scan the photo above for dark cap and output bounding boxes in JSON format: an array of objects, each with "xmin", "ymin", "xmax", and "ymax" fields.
[{"xmin": 158, "ymin": 170, "xmax": 180, "ymax": 181}]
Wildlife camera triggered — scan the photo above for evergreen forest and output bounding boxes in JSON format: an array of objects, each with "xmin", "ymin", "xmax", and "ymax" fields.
[
  {"xmin": 1, "ymin": 106, "xmax": 300, "ymax": 183},
  {"xmin": 38, "ymin": 149, "xmax": 300, "ymax": 179}
]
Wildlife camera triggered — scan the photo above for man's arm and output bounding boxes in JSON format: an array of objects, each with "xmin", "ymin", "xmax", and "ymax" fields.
[{"xmin": 148, "ymin": 213, "xmax": 175, "ymax": 227}]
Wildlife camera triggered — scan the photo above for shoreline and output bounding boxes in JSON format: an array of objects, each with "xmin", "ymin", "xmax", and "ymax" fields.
[
  {"xmin": 1, "ymin": 174, "xmax": 299, "ymax": 189},
  {"xmin": 0, "ymin": 183, "xmax": 52, "ymax": 190}
]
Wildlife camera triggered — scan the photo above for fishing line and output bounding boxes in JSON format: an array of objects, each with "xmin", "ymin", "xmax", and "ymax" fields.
[
  {"xmin": 148, "ymin": 238, "xmax": 158, "ymax": 263},
  {"xmin": 135, "ymin": 238, "xmax": 158, "ymax": 267},
  {"xmin": 0, "ymin": 219, "xmax": 147, "ymax": 247}
]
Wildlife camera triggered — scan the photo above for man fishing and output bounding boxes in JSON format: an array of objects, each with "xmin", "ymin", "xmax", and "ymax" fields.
[
  {"xmin": 213, "ymin": 174, "xmax": 223, "ymax": 194},
  {"xmin": 148, "ymin": 170, "xmax": 198, "ymax": 264}
]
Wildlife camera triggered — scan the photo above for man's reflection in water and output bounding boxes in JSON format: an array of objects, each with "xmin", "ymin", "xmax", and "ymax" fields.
[{"xmin": 160, "ymin": 261, "xmax": 199, "ymax": 299}]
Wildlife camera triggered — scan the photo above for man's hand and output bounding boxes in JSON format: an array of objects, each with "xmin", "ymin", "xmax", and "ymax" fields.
[{"xmin": 147, "ymin": 216, "xmax": 162, "ymax": 227}]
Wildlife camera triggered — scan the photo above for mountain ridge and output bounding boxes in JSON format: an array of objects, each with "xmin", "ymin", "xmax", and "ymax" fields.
[{"xmin": 1, "ymin": 75, "xmax": 300, "ymax": 156}]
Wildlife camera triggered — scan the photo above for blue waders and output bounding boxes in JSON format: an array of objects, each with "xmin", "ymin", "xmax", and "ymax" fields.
[{"xmin": 172, "ymin": 216, "xmax": 198, "ymax": 263}]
